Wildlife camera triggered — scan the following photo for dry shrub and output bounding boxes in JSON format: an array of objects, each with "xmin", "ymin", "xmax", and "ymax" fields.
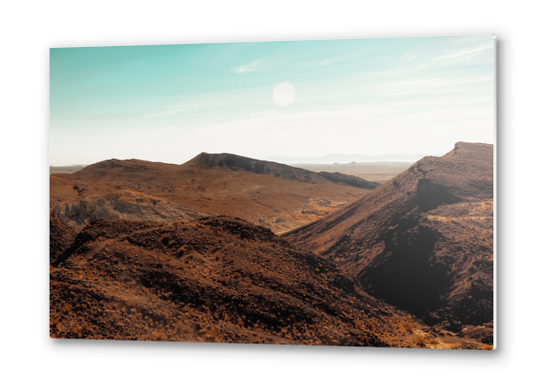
[
  {"xmin": 415, "ymin": 336, "xmax": 426, "ymax": 347},
  {"xmin": 402, "ymin": 321, "xmax": 414, "ymax": 333},
  {"xmin": 150, "ymin": 330, "xmax": 168, "ymax": 341}
]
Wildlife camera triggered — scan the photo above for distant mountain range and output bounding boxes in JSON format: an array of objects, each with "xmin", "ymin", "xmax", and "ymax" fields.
[
  {"xmin": 50, "ymin": 165, "xmax": 86, "ymax": 174},
  {"xmin": 264, "ymin": 153, "xmax": 434, "ymax": 165},
  {"xmin": 49, "ymin": 153, "xmax": 437, "ymax": 173}
]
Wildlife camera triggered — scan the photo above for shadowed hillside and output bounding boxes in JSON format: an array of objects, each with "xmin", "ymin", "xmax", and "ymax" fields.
[
  {"xmin": 285, "ymin": 142, "xmax": 493, "ymax": 337},
  {"xmin": 51, "ymin": 216, "xmax": 467, "ymax": 347}
]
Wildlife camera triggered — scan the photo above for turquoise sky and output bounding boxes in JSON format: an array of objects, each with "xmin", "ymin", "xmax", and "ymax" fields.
[{"xmin": 50, "ymin": 35, "xmax": 495, "ymax": 165}]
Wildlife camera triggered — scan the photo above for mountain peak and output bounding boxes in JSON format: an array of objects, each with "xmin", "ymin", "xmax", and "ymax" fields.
[
  {"xmin": 285, "ymin": 142, "xmax": 494, "ymax": 327},
  {"xmin": 187, "ymin": 152, "xmax": 379, "ymax": 189},
  {"xmin": 445, "ymin": 141, "xmax": 493, "ymax": 160}
]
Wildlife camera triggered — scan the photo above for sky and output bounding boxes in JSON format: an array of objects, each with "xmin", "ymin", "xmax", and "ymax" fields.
[{"xmin": 50, "ymin": 35, "xmax": 495, "ymax": 166}]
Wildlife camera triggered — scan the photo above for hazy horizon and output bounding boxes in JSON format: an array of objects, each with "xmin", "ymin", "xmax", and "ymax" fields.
[
  {"xmin": 50, "ymin": 35, "xmax": 495, "ymax": 166},
  {"xmin": 50, "ymin": 150, "xmax": 438, "ymax": 167}
]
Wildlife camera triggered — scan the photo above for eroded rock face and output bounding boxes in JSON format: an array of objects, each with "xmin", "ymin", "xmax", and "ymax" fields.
[
  {"xmin": 285, "ymin": 142, "xmax": 494, "ymax": 328},
  {"xmin": 51, "ymin": 190, "xmax": 205, "ymax": 232},
  {"xmin": 50, "ymin": 217, "xmax": 77, "ymax": 263}
]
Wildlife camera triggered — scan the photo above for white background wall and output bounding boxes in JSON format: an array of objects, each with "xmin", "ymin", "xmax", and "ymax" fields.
[{"xmin": 1, "ymin": 1, "xmax": 539, "ymax": 382}]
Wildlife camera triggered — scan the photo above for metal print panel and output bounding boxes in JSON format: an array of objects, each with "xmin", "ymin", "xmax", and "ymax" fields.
[{"xmin": 49, "ymin": 35, "xmax": 495, "ymax": 349}]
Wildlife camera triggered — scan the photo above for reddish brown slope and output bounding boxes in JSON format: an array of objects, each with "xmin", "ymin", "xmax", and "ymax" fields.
[
  {"xmin": 51, "ymin": 154, "xmax": 376, "ymax": 233},
  {"xmin": 52, "ymin": 190, "xmax": 205, "ymax": 232},
  {"xmin": 285, "ymin": 142, "xmax": 494, "ymax": 332},
  {"xmin": 51, "ymin": 217, "xmax": 415, "ymax": 346}
]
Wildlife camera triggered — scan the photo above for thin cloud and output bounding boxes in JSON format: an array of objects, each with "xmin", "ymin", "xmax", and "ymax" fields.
[
  {"xmin": 190, "ymin": 98, "xmax": 493, "ymax": 159},
  {"xmin": 151, "ymin": 106, "xmax": 187, "ymax": 117},
  {"xmin": 435, "ymin": 45, "xmax": 493, "ymax": 63},
  {"xmin": 401, "ymin": 50, "xmax": 420, "ymax": 63},
  {"xmin": 145, "ymin": 101, "xmax": 202, "ymax": 118},
  {"xmin": 421, "ymin": 43, "xmax": 494, "ymax": 69},
  {"xmin": 232, "ymin": 59, "xmax": 266, "ymax": 73}
]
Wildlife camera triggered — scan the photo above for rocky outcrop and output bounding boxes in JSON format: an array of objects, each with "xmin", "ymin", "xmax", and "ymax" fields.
[{"xmin": 285, "ymin": 142, "xmax": 494, "ymax": 329}]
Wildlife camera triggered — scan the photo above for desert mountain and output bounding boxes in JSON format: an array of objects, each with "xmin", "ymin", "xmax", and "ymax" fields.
[
  {"xmin": 49, "ymin": 145, "xmax": 494, "ymax": 349},
  {"xmin": 50, "ymin": 217, "xmax": 389, "ymax": 345},
  {"xmin": 285, "ymin": 142, "xmax": 493, "ymax": 335},
  {"xmin": 51, "ymin": 154, "xmax": 378, "ymax": 234},
  {"xmin": 189, "ymin": 152, "xmax": 380, "ymax": 189},
  {"xmin": 50, "ymin": 216, "xmax": 487, "ymax": 348}
]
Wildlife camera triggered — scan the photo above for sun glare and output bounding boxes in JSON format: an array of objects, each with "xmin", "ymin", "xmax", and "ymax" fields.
[{"xmin": 273, "ymin": 81, "xmax": 296, "ymax": 107}]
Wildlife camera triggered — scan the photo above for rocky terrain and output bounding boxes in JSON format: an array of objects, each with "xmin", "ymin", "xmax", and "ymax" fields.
[
  {"xmin": 50, "ymin": 144, "xmax": 494, "ymax": 349},
  {"xmin": 285, "ymin": 142, "xmax": 494, "ymax": 341},
  {"xmin": 50, "ymin": 154, "xmax": 377, "ymax": 234},
  {"xmin": 50, "ymin": 217, "xmax": 445, "ymax": 346},
  {"xmin": 52, "ymin": 190, "xmax": 205, "ymax": 232}
]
